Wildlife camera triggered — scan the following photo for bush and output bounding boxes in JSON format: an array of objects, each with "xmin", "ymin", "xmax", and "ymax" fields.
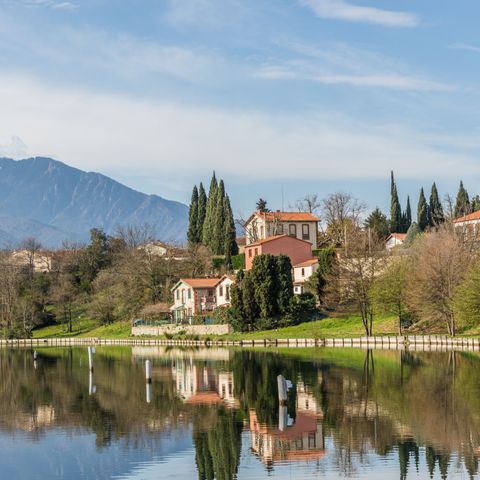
[
  {"xmin": 231, "ymin": 254, "xmax": 245, "ymax": 270},
  {"xmin": 283, "ymin": 293, "xmax": 318, "ymax": 326},
  {"xmin": 212, "ymin": 257, "xmax": 225, "ymax": 270}
]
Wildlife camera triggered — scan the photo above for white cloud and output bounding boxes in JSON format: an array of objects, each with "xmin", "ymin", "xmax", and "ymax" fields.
[
  {"xmin": 19, "ymin": 0, "xmax": 78, "ymax": 11},
  {"xmin": 0, "ymin": 75, "xmax": 475, "ymax": 187},
  {"xmin": 300, "ymin": 0, "xmax": 419, "ymax": 27},
  {"xmin": 450, "ymin": 43, "xmax": 480, "ymax": 54}
]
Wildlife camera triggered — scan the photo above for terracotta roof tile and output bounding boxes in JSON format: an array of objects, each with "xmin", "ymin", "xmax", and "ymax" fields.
[
  {"xmin": 258, "ymin": 211, "xmax": 320, "ymax": 222},
  {"xmin": 179, "ymin": 278, "xmax": 222, "ymax": 288},
  {"xmin": 294, "ymin": 258, "xmax": 319, "ymax": 267},
  {"xmin": 246, "ymin": 234, "xmax": 313, "ymax": 248},
  {"xmin": 453, "ymin": 211, "xmax": 480, "ymax": 223}
]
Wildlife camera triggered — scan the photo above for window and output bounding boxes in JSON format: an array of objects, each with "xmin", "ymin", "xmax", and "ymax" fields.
[
  {"xmin": 260, "ymin": 225, "xmax": 264, "ymax": 238},
  {"xmin": 248, "ymin": 249, "xmax": 252, "ymax": 258},
  {"xmin": 254, "ymin": 248, "xmax": 258, "ymax": 256},
  {"xmin": 226, "ymin": 285, "xmax": 230, "ymax": 301},
  {"xmin": 187, "ymin": 289, "xmax": 191, "ymax": 299},
  {"xmin": 301, "ymin": 268, "xmax": 305, "ymax": 277},
  {"xmin": 302, "ymin": 224, "xmax": 310, "ymax": 240},
  {"xmin": 277, "ymin": 223, "xmax": 284, "ymax": 235},
  {"xmin": 289, "ymin": 224, "xmax": 297, "ymax": 237},
  {"xmin": 176, "ymin": 290, "xmax": 179, "ymax": 300},
  {"xmin": 219, "ymin": 286, "xmax": 223, "ymax": 297},
  {"xmin": 208, "ymin": 289, "xmax": 213, "ymax": 297}
]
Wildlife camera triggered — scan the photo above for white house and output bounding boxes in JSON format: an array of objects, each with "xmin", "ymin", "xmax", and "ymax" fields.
[
  {"xmin": 293, "ymin": 258, "xmax": 319, "ymax": 295},
  {"xmin": 244, "ymin": 211, "xmax": 319, "ymax": 249},
  {"xmin": 385, "ymin": 233, "xmax": 406, "ymax": 251},
  {"xmin": 453, "ymin": 211, "xmax": 480, "ymax": 238},
  {"xmin": 170, "ymin": 275, "xmax": 235, "ymax": 322}
]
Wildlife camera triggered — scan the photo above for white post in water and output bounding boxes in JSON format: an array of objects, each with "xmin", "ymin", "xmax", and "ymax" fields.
[
  {"xmin": 33, "ymin": 350, "xmax": 38, "ymax": 360},
  {"xmin": 88, "ymin": 347, "xmax": 94, "ymax": 372},
  {"xmin": 277, "ymin": 375, "xmax": 287, "ymax": 404},
  {"xmin": 146, "ymin": 383, "xmax": 152, "ymax": 404},
  {"xmin": 145, "ymin": 360, "xmax": 152, "ymax": 383},
  {"xmin": 89, "ymin": 371, "xmax": 96, "ymax": 396}
]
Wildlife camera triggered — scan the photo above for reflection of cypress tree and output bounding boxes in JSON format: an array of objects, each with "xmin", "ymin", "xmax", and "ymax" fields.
[
  {"xmin": 425, "ymin": 446, "xmax": 436, "ymax": 478},
  {"xmin": 437, "ymin": 453, "xmax": 450, "ymax": 480},
  {"xmin": 464, "ymin": 454, "xmax": 478, "ymax": 480},
  {"xmin": 193, "ymin": 408, "xmax": 242, "ymax": 480},
  {"xmin": 398, "ymin": 442, "xmax": 410, "ymax": 480}
]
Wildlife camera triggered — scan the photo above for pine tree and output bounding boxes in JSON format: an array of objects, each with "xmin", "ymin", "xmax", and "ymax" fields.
[
  {"xmin": 197, "ymin": 182, "xmax": 207, "ymax": 239},
  {"xmin": 454, "ymin": 180, "xmax": 470, "ymax": 218},
  {"xmin": 223, "ymin": 195, "xmax": 238, "ymax": 269},
  {"xmin": 364, "ymin": 208, "xmax": 389, "ymax": 239},
  {"xmin": 429, "ymin": 182, "xmax": 444, "ymax": 227},
  {"xmin": 417, "ymin": 188, "xmax": 428, "ymax": 231},
  {"xmin": 276, "ymin": 255, "xmax": 294, "ymax": 315},
  {"xmin": 212, "ymin": 180, "xmax": 226, "ymax": 254},
  {"xmin": 256, "ymin": 198, "xmax": 269, "ymax": 213},
  {"xmin": 390, "ymin": 171, "xmax": 402, "ymax": 233},
  {"xmin": 187, "ymin": 185, "xmax": 199, "ymax": 244},
  {"xmin": 403, "ymin": 196, "xmax": 412, "ymax": 232},
  {"xmin": 202, "ymin": 173, "xmax": 218, "ymax": 247}
]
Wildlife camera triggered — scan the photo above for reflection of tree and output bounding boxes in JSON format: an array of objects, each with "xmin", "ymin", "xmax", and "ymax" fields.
[{"xmin": 193, "ymin": 407, "xmax": 243, "ymax": 480}]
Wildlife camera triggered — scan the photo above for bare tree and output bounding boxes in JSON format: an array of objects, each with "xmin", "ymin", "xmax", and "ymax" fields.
[
  {"xmin": 295, "ymin": 193, "xmax": 321, "ymax": 214},
  {"xmin": 322, "ymin": 192, "xmax": 367, "ymax": 246},
  {"xmin": 115, "ymin": 223, "xmax": 156, "ymax": 248}
]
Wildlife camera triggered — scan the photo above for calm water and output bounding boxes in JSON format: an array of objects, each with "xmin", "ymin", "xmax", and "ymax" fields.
[{"xmin": 0, "ymin": 347, "xmax": 479, "ymax": 479}]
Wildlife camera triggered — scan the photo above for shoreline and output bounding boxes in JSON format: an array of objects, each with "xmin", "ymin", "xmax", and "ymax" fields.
[{"xmin": 3, "ymin": 335, "xmax": 480, "ymax": 352}]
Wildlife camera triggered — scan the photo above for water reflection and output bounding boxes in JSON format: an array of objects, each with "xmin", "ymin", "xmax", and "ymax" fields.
[{"xmin": 0, "ymin": 346, "xmax": 479, "ymax": 479}]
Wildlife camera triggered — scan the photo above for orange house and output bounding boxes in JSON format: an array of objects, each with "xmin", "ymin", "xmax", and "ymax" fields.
[{"xmin": 244, "ymin": 235, "xmax": 314, "ymax": 270}]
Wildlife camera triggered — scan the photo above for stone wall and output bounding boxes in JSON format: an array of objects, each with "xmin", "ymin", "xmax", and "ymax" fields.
[{"xmin": 131, "ymin": 324, "xmax": 232, "ymax": 337}]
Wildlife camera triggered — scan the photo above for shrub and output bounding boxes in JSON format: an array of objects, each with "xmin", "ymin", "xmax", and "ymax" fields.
[{"xmin": 231, "ymin": 254, "xmax": 245, "ymax": 270}]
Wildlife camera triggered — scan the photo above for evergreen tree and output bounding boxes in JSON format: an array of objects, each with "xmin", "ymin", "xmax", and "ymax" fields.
[
  {"xmin": 364, "ymin": 208, "xmax": 389, "ymax": 239},
  {"xmin": 212, "ymin": 180, "xmax": 226, "ymax": 254},
  {"xmin": 242, "ymin": 271, "xmax": 259, "ymax": 323},
  {"xmin": 429, "ymin": 182, "xmax": 444, "ymax": 227},
  {"xmin": 472, "ymin": 195, "xmax": 480, "ymax": 212},
  {"xmin": 223, "ymin": 195, "xmax": 238, "ymax": 269},
  {"xmin": 230, "ymin": 270, "xmax": 244, "ymax": 318},
  {"xmin": 251, "ymin": 254, "xmax": 279, "ymax": 319},
  {"xmin": 454, "ymin": 180, "xmax": 470, "ymax": 218},
  {"xmin": 202, "ymin": 173, "xmax": 218, "ymax": 247},
  {"xmin": 404, "ymin": 222, "xmax": 421, "ymax": 246},
  {"xmin": 403, "ymin": 196, "xmax": 412, "ymax": 232},
  {"xmin": 187, "ymin": 185, "xmax": 199, "ymax": 244},
  {"xmin": 256, "ymin": 198, "xmax": 270, "ymax": 213},
  {"xmin": 276, "ymin": 255, "xmax": 294, "ymax": 315},
  {"xmin": 390, "ymin": 171, "xmax": 402, "ymax": 233},
  {"xmin": 197, "ymin": 182, "xmax": 207, "ymax": 239},
  {"xmin": 417, "ymin": 188, "xmax": 428, "ymax": 231}
]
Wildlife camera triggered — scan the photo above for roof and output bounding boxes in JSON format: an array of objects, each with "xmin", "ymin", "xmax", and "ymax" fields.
[
  {"xmin": 236, "ymin": 236, "xmax": 246, "ymax": 245},
  {"xmin": 453, "ymin": 210, "xmax": 480, "ymax": 223},
  {"xmin": 246, "ymin": 234, "xmax": 313, "ymax": 248},
  {"xmin": 173, "ymin": 278, "xmax": 222, "ymax": 290},
  {"xmin": 294, "ymin": 258, "xmax": 319, "ymax": 268},
  {"xmin": 245, "ymin": 210, "xmax": 320, "ymax": 225},
  {"xmin": 387, "ymin": 233, "xmax": 407, "ymax": 241}
]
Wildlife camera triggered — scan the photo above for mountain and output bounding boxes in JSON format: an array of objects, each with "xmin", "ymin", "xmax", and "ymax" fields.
[{"xmin": 0, "ymin": 157, "xmax": 189, "ymax": 247}]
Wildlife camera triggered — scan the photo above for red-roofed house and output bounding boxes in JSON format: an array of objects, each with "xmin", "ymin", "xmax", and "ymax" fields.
[
  {"xmin": 244, "ymin": 211, "xmax": 319, "ymax": 249},
  {"xmin": 453, "ymin": 211, "xmax": 480, "ymax": 238},
  {"xmin": 244, "ymin": 235, "xmax": 314, "ymax": 270},
  {"xmin": 386, "ymin": 233, "xmax": 407, "ymax": 250},
  {"xmin": 293, "ymin": 258, "xmax": 319, "ymax": 294}
]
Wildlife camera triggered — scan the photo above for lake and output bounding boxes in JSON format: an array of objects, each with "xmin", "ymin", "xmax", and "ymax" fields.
[{"xmin": 0, "ymin": 346, "xmax": 478, "ymax": 479}]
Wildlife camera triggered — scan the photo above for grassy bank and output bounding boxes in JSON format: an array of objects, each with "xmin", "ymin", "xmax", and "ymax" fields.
[{"xmin": 32, "ymin": 314, "xmax": 398, "ymax": 340}]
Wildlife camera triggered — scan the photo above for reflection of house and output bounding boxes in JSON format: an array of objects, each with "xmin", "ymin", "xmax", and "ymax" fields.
[
  {"xmin": 172, "ymin": 359, "xmax": 238, "ymax": 408},
  {"xmin": 249, "ymin": 382, "xmax": 324, "ymax": 464},
  {"xmin": 11, "ymin": 250, "xmax": 52, "ymax": 273},
  {"xmin": 386, "ymin": 233, "xmax": 406, "ymax": 250},
  {"xmin": 14, "ymin": 405, "xmax": 55, "ymax": 432},
  {"xmin": 244, "ymin": 235, "xmax": 314, "ymax": 271},
  {"xmin": 293, "ymin": 258, "xmax": 319, "ymax": 295},
  {"xmin": 170, "ymin": 276, "xmax": 234, "ymax": 321},
  {"xmin": 244, "ymin": 211, "xmax": 319, "ymax": 248}
]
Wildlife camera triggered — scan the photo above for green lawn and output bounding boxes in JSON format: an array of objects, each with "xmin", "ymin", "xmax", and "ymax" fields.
[{"xmin": 32, "ymin": 313, "xmax": 397, "ymax": 339}]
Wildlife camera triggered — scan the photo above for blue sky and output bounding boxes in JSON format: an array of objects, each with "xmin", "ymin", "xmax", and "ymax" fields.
[{"xmin": 1, "ymin": 0, "xmax": 480, "ymax": 217}]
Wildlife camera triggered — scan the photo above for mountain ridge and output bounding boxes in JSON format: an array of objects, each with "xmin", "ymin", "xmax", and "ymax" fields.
[{"xmin": 0, "ymin": 157, "xmax": 188, "ymax": 247}]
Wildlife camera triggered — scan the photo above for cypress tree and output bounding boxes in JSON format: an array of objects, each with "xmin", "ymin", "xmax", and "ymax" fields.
[
  {"xmin": 202, "ymin": 173, "xmax": 218, "ymax": 247},
  {"xmin": 187, "ymin": 185, "xmax": 199, "ymax": 244},
  {"xmin": 454, "ymin": 180, "xmax": 470, "ymax": 218},
  {"xmin": 242, "ymin": 271, "xmax": 259, "ymax": 323},
  {"xmin": 403, "ymin": 196, "xmax": 412, "ymax": 233},
  {"xmin": 197, "ymin": 182, "xmax": 207, "ymax": 239},
  {"xmin": 417, "ymin": 188, "xmax": 428, "ymax": 231},
  {"xmin": 390, "ymin": 171, "xmax": 402, "ymax": 233},
  {"xmin": 404, "ymin": 222, "xmax": 421, "ymax": 247},
  {"xmin": 223, "ymin": 194, "xmax": 238, "ymax": 269},
  {"xmin": 472, "ymin": 195, "xmax": 480, "ymax": 212},
  {"xmin": 212, "ymin": 180, "xmax": 226, "ymax": 254},
  {"xmin": 429, "ymin": 182, "xmax": 444, "ymax": 227},
  {"xmin": 251, "ymin": 254, "xmax": 279, "ymax": 320},
  {"xmin": 276, "ymin": 255, "xmax": 294, "ymax": 316}
]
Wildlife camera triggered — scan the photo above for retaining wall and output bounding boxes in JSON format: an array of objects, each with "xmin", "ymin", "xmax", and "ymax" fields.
[{"xmin": 131, "ymin": 324, "xmax": 232, "ymax": 336}]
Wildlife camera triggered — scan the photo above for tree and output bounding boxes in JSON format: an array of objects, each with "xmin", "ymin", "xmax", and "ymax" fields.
[
  {"xmin": 223, "ymin": 195, "xmax": 238, "ymax": 269},
  {"xmin": 242, "ymin": 271, "xmax": 259, "ymax": 326},
  {"xmin": 454, "ymin": 181, "xmax": 470, "ymax": 218},
  {"xmin": 295, "ymin": 193, "xmax": 321, "ymax": 214},
  {"xmin": 404, "ymin": 222, "xmax": 421, "ymax": 247},
  {"xmin": 364, "ymin": 208, "xmax": 389, "ymax": 240},
  {"xmin": 322, "ymin": 192, "xmax": 366, "ymax": 246},
  {"xmin": 407, "ymin": 228, "xmax": 473, "ymax": 336},
  {"xmin": 212, "ymin": 180, "xmax": 226, "ymax": 254},
  {"xmin": 251, "ymin": 254, "xmax": 279, "ymax": 320},
  {"xmin": 429, "ymin": 182, "xmax": 444, "ymax": 227},
  {"xmin": 305, "ymin": 247, "xmax": 335, "ymax": 304},
  {"xmin": 453, "ymin": 257, "xmax": 480, "ymax": 331},
  {"xmin": 370, "ymin": 256, "xmax": 411, "ymax": 334},
  {"xmin": 472, "ymin": 195, "xmax": 480, "ymax": 212},
  {"xmin": 256, "ymin": 198, "xmax": 269, "ymax": 213},
  {"xmin": 403, "ymin": 196, "xmax": 412, "ymax": 233},
  {"xmin": 390, "ymin": 171, "xmax": 402, "ymax": 233},
  {"xmin": 202, "ymin": 173, "xmax": 218, "ymax": 247},
  {"xmin": 187, "ymin": 185, "xmax": 199, "ymax": 244},
  {"xmin": 197, "ymin": 182, "xmax": 207, "ymax": 238},
  {"xmin": 276, "ymin": 255, "xmax": 293, "ymax": 316},
  {"xmin": 417, "ymin": 188, "xmax": 428, "ymax": 231}
]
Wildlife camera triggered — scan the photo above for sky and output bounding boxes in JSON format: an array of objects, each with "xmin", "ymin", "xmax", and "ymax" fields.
[{"xmin": 1, "ymin": 0, "xmax": 480, "ymax": 217}]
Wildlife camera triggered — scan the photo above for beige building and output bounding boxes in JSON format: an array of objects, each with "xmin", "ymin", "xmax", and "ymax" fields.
[
  {"xmin": 244, "ymin": 211, "xmax": 319, "ymax": 249},
  {"xmin": 293, "ymin": 258, "xmax": 319, "ymax": 295},
  {"xmin": 453, "ymin": 211, "xmax": 480, "ymax": 238},
  {"xmin": 385, "ymin": 233, "xmax": 406, "ymax": 250},
  {"xmin": 11, "ymin": 250, "xmax": 53, "ymax": 273}
]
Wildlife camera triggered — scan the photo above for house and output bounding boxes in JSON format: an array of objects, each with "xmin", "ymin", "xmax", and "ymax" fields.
[
  {"xmin": 11, "ymin": 250, "xmax": 53, "ymax": 273},
  {"xmin": 236, "ymin": 236, "xmax": 246, "ymax": 254},
  {"xmin": 170, "ymin": 275, "xmax": 234, "ymax": 322},
  {"xmin": 453, "ymin": 211, "xmax": 480, "ymax": 238},
  {"xmin": 386, "ymin": 233, "xmax": 406, "ymax": 250},
  {"xmin": 244, "ymin": 211, "xmax": 319, "ymax": 249},
  {"xmin": 244, "ymin": 235, "xmax": 314, "ymax": 270},
  {"xmin": 293, "ymin": 258, "xmax": 319, "ymax": 295}
]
